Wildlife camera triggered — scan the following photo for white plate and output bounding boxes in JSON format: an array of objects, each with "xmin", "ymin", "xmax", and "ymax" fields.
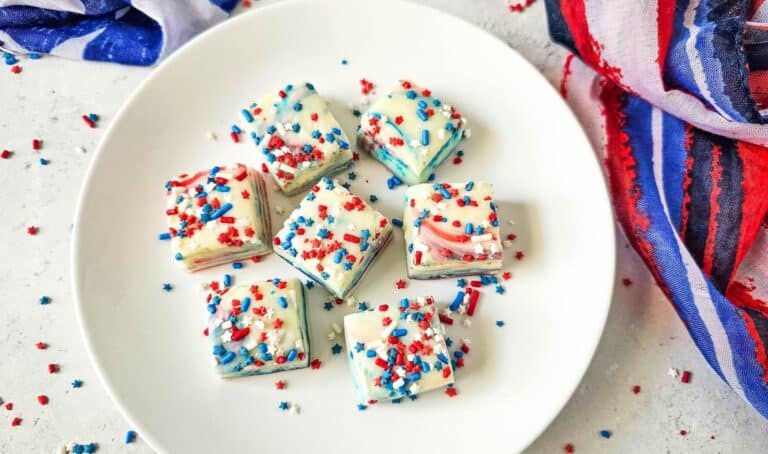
[{"xmin": 71, "ymin": 1, "xmax": 615, "ymax": 452}]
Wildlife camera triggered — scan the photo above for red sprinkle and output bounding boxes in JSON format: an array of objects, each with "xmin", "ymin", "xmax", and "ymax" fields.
[
  {"xmin": 4, "ymin": 403, "xmax": 12, "ymax": 410},
  {"xmin": 11, "ymin": 417, "xmax": 21, "ymax": 427},
  {"xmin": 27, "ymin": 226, "xmax": 39, "ymax": 235},
  {"xmin": 37, "ymin": 395, "xmax": 49, "ymax": 405},
  {"xmin": 622, "ymin": 278, "xmax": 633, "ymax": 287},
  {"xmin": 508, "ymin": 0, "xmax": 536, "ymax": 13},
  {"xmin": 0, "ymin": 149, "xmax": 12, "ymax": 159},
  {"xmin": 395, "ymin": 279, "xmax": 407, "ymax": 289},
  {"xmin": 81, "ymin": 115, "xmax": 96, "ymax": 128},
  {"xmin": 35, "ymin": 342, "xmax": 48, "ymax": 350},
  {"xmin": 32, "ymin": 139, "xmax": 42, "ymax": 150},
  {"xmin": 515, "ymin": 250, "xmax": 525, "ymax": 260},
  {"xmin": 310, "ymin": 358, "xmax": 322, "ymax": 370},
  {"xmin": 11, "ymin": 65, "xmax": 21, "ymax": 74},
  {"xmin": 632, "ymin": 385, "xmax": 641, "ymax": 394},
  {"xmin": 242, "ymin": 0, "xmax": 252, "ymax": 6},
  {"xmin": 679, "ymin": 429, "xmax": 688, "ymax": 436},
  {"xmin": 506, "ymin": 233, "xmax": 517, "ymax": 241},
  {"xmin": 250, "ymin": 255, "xmax": 261, "ymax": 263},
  {"xmin": 275, "ymin": 380, "xmax": 286, "ymax": 390},
  {"xmin": 453, "ymin": 157, "xmax": 463, "ymax": 165},
  {"xmin": 502, "ymin": 271, "xmax": 512, "ymax": 280},
  {"xmin": 47, "ymin": 363, "xmax": 59, "ymax": 374},
  {"xmin": 563, "ymin": 443, "xmax": 575, "ymax": 454},
  {"xmin": 444, "ymin": 387, "xmax": 458, "ymax": 397},
  {"xmin": 360, "ymin": 78, "xmax": 375, "ymax": 95},
  {"xmin": 681, "ymin": 370, "xmax": 691, "ymax": 383},
  {"xmin": 439, "ymin": 314, "xmax": 454, "ymax": 325}
]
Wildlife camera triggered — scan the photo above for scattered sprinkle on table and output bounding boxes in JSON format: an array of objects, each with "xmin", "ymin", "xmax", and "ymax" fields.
[
  {"xmin": 681, "ymin": 370, "xmax": 691, "ymax": 383},
  {"xmin": 27, "ymin": 225, "xmax": 39, "ymax": 235},
  {"xmin": 310, "ymin": 358, "xmax": 322, "ymax": 369},
  {"xmin": 278, "ymin": 401, "xmax": 289, "ymax": 411},
  {"xmin": 359, "ymin": 78, "xmax": 375, "ymax": 95},
  {"xmin": 39, "ymin": 157, "xmax": 50, "ymax": 166},
  {"xmin": 72, "ymin": 379, "xmax": 83, "ymax": 388},
  {"xmin": 679, "ymin": 429, "xmax": 687, "ymax": 436},
  {"xmin": 11, "ymin": 416, "xmax": 22, "ymax": 427},
  {"xmin": 394, "ymin": 279, "xmax": 407, "ymax": 289},
  {"xmin": 496, "ymin": 320, "xmax": 505, "ymax": 327},
  {"xmin": 445, "ymin": 387, "xmax": 458, "ymax": 398},
  {"xmin": 357, "ymin": 403, "xmax": 366, "ymax": 410},
  {"xmin": 622, "ymin": 278, "xmax": 633, "ymax": 287},
  {"xmin": 1, "ymin": 149, "xmax": 12, "ymax": 159},
  {"xmin": 39, "ymin": 295, "xmax": 51, "ymax": 305},
  {"xmin": 125, "ymin": 430, "xmax": 137, "ymax": 444},
  {"xmin": 5, "ymin": 402, "xmax": 12, "ymax": 410},
  {"xmin": 275, "ymin": 380, "xmax": 286, "ymax": 390},
  {"xmin": 32, "ymin": 138, "xmax": 42, "ymax": 150},
  {"xmin": 37, "ymin": 394, "xmax": 49, "ymax": 405},
  {"xmin": 162, "ymin": 282, "xmax": 173, "ymax": 292},
  {"xmin": 563, "ymin": 443, "xmax": 575, "ymax": 453},
  {"xmin": 35, "ymin": 341, "xmax": 48, "ymax": 350},
  {"xmin": 599, "ymin": 430, "xmax": 612, "ymax": 439},
  {"xmin": 341, "ymin": 59, "xmax": 348, "ymax": 65},
  {"xmin": 632, "ymin": 385, "xmax": 641, "ymax": 394},
  {"xmin": 331, "ymin": 343, "xmax": 343, "ymax": 355},
  {"xmin": 48, "ymin": 363, "xmax": 59, "ymax": 374},
  {"xmin": 515, "ymin": 250, "xmax": 525, "ymax": 260},
  {"xmin": 323, "ymin": 301, "xmax": 334, "ymax": 311}
]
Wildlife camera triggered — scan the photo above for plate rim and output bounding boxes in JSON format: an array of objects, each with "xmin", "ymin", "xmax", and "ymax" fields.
[{"xmin": 70, "ymin": 0, "xmax": 616, "ymax": 452}]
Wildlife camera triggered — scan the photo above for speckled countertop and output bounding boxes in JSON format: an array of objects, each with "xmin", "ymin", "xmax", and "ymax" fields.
[{"xmin": 1, "ymin": 1, "xmax": 766, "ymax": 453}]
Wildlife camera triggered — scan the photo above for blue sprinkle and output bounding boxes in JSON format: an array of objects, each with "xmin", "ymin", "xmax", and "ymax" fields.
[
  {"xmin": 406, "ymin": 90, "xmax": 417, "ymax": 99},
  {"xmin": 333, "ymin": 249, "xmax": 346, "ymax": 264},
  {"xmin": 366, "ymin": 350, "xmax": 377, "ymax": 358},
  {"xmin": 162, "ymin": 282, "xmax": 173, "ymax": 292},
  {"xmin": 174, "ymin": 253, "xmax": 184, "ymax": 262},
  {"xmin": 39, "ymin": 158, "xmax": 50, "ymax": 166},
  {"xmin": 369, "ymin": 194, "xmax": 378, "ymax": 203},
  {"xmin": 465, "ymin": 181, "xmax": 474, "ymax": 191},
  {"xmin": 347, "ymin": 171, "xmax": 357, "ymax": 180},
  {"xmin": 416, "ymin": 109, "xmax": 428, "ymax": 121},
  {"xmin": 427, "ymin": 172, "xmax": 436, "ymax": 182},
  {"xmin": 417, "ymin": 100, "xmax": 428, "ymax": 109},
  {"xmin": 84, "ymin": 443, "xmax": 97, "ymax": 453},
  {"xmin": 287, "ymin": 348, "xmax": 298, "ymax": 361},
  {"xmin": 599, "ymin": 430, "xmax": 612, "ymax": 439},
  {"xmin": 241, "ymin": 109, "xmax": 254, "ymax": 123},
  {"xmin": 305, "ymin": 280, "xmax": 315, "ymax": 289},
  {"xmin": 464, "ymin": 223, "xmax": 474, "ymax": 235},
  {"xmin": 278, "ymin": 296, "xmax": 288, "ymax": 308},
  {"xmin": 421, "ymin": 129, "xmax": 430, "ymax": 145},
  {"xmin": 341, "ymin": 59, "xmax": 348, "ymax": 65},
  {"xmin": 437, "ymin": 353, "xmax": 450, "ymax": 364},
  {"xmin": 125, "ymin": 430, "xmax": 137, "ymax": 444},
  {"xmin": 207, "ymin": 304, "xmax": 217, "ymax": 314},
  {"xmin": 453, "ymin": 350, "xmax": 464, "ymax": 359},
  {"xmin": 331, "ymin": 344, "xmax": 343, "ymax": 355},
  {"xmin": 240, "ymin": 297, "xmax": 251, "ymax": 312},
  {"xmin": 450, "ymin": 291, "xmax": 464, "ymax": 311},
  {"xmin": 292, "ymin": 123, "xmax": 301, "ymax": 132},
  {"xmin": 495, "ymin": 285, "xmax": 505, "ymax": 294},
  {"xmin": 392, "ymin": 329, "xmax": 407, "ymax": 337},
  {"xmin": 278, "ymin": 401, "xmax": 289, "ymax": 411},
  {"xmin": 338, "ymin": 140, "xmax": 350, "ymax": 150},
  {"xmin": 355, "ymin": 342, "xmax": 364, "ymax": 353},
  {"xmin": 392, "ymin": 218, "xmax": 403, "ymax": 228},
  {"xmin": 231, "ymin": 124, "xmax": 242, "ymax": 134},
  {"xmin": 28, "ymin": 53, "xmax": 41, "ymax": 60},
  {"xmin": 293, "ymin": 102, "xmax": 303, "ymax": 111},
  {"xmin": 209, "ymin": 203, "xmax": 233, "ymax": 220},
  {"xmin": 232, "ymin": 262, "xmax": 243, "ymax": 269},
  {"xmin": 457, "ymin": 149, "xmax": 464, "ymax": 157},
  {"xmin": 323, "ymin": 301, "xmax": 334, "ymax": 311},
  {"xmin": 71, "ymin": 379, "xmax": 83, "ymax": 388},
  {"xmin": 39, "ymin": 296, "xmax": 51, "ymax": 305},
  {"xmin": 357, "ymin": 301, "xmax": 368, "ymax": 311},
  {"xmin": 220, "ymin": 351, "xmax": 236, "ymax": 364},
  {"xmin": 158, "ymin": 232, "xmax": 171, "ymax": 240},
  {"xmin": 223, "ymin": 274, "xmax": 232, "ymax": 287},
  {"xmin": 496, "ymin": 320, "xmax": 505, "ymax": 327},
  {"xmin": 391, "ymin": 398, "xmax": 402, "ymax": 404},
  {"xmin": 357, "ymin": 403, "xmax": 367, "ymax": 411}
]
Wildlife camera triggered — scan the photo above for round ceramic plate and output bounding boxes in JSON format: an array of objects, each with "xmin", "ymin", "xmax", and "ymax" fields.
[{"xmin": 71, "ymin": 0, "xmax": 615, "ymax": 452}]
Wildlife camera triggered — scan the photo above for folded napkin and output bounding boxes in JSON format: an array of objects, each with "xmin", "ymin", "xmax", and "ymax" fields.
[
  {"xmin": 546, "ymin": 0, "xmax": 768, "ymax": 417},
  {"xmin": 0, "ymin": 0, "xmax": 237, "ymax": 65}
]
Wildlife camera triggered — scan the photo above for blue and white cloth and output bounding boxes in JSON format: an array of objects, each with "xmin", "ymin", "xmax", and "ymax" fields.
[{"xmin": 0, "ymin": 0, "xmax": 237, "ymax": 65}]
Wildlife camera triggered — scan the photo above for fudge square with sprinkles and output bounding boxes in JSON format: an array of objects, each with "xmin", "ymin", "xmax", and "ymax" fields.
[
  {"xmin": 343, "ymin": 296, "xmax": 455, "ymax": 402},
  {"xmin": 273, "ymin": 177, "xmax": 393, "ymax": 299},
  {"xmin": 403, "ymin": 181, "xmax": 503, "ymax": 279},
  {"xmin": 206, "ymin": 278, "xmax": 310, "ymax": 378},
  {"xmin": 240, "ymin": 82, "xmax": 354, "ymax": 195},
  {"xmin": 162, "ymin": 163, "xmax": 271, "ymax": 272},
  {"xmin": 357, "ymin": 80, "xmax": 469, "ymax": 185}
]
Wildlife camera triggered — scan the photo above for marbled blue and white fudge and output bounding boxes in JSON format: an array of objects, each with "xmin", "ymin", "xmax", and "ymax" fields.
[
  {"xmin": 343, "ymin": 296, "xmax": 455, "ymax": 402},
  {"xmin": 273, "ymin": 177, "xmax": 392, "ymax": 298},
  {"xmin": 239, "ymin": 82, "xmax": 354, "ymax": 195},
  {"xmin": 357, "ymin": 80, "xmax": 468, "ymax": 185},
  {"xmin": 403, "ymin": 181, "xmax": 502, "ymax": 279},
  {"xmin": 163, "ymin": 163, "xmax": 271, "ymax": 272},
  {"xmin": 206, "ymin": 277, "xmax": 310, "ymax": 378}
]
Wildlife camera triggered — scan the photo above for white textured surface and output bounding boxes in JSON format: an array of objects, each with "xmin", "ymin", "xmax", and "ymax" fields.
[{"xmin": 0, "ymin": 1, "xmax": 765, "ymax": 453}]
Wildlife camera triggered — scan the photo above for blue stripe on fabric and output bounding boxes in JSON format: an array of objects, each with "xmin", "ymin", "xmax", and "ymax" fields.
[
  {"xmin": 661, "ymin": 112, "xmax": 687, "ymax": 232},
  {"xmin": 621, "ymin": 94, "xmax": 725, "ymax": 380},
  {"xmin": 682, "ymin": 127, "xmax": 714, "ymax": 267},
  {"xmin": 663, "ymin": 0, "xmax": 705, "ymax": 101},
  {"xmin": 82, "ymin": 9, "xmax": 162, "ymax": 65},
  {"xmin": 708, "ymin": 136, "xmax": 742, "ymax": 290}
]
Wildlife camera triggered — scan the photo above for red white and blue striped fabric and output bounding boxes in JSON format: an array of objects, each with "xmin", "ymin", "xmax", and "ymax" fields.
[{"xmin": 546, "ymin": 0, "xmax": 768, "ymax": 417}]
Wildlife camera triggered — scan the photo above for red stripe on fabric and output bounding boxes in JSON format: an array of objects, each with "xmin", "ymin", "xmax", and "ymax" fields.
[
  {"xmin": 679, "ymin": 125, "xmax": 695, "ymax": 240},
  {"xmin": 599, "ymin": 81, "xmax": 661, "ymax": 285},
  {"xmin": 560, "ymin": 53, "xmax": 576, "ymax": 99},
  {"xmin": 657, "ymin": 0, "xmax": 676, "ymax": 86},
  {"xmin": 726, "ymin": 281, "xmax": 768, "ymax": 381},
  {"xmin": 702, "ymin": 145, "xmax": 723, "ymax": 276},
  {"xmin": 749, "ymin": 70, "xmax": 768, "ymax": 110},
  {"xmin": 728, "ymin": 141, "xmax": 768, "ymax": 277},
  {"xmin": 559, "ymin": 0, "xmax": 627, "ymax": 89}
]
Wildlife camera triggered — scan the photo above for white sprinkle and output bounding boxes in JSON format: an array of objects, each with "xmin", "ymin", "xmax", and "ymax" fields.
[
  {"xmin": 393, "ymin": 378, "xmax": 406, "ymax": 389},
  {"xmin": 502, "ymin": 239, "xmax": 514, "ymax": 248},
  {"xmin": 275, "ymin": 205, "xmax": 285, "ymax": 215},
  {"xmin": 408, "ymin": 383, "xmax": 420, "ymax": 394},
  {"xmin": 668, "ymin": 367, "xmax": 679, "ymax": 378},
  {"xmin": 205, "ymin": 131, "xmax": 217, "ymax": 141},
  {"xmin": 462, "ymin": 318, "xmax": 472, "ymax": 327},
  {"xmin": 289, "ymin": 403, "xmax": 300, "ymax": 415},
  {"xmin": 221, "ymin": 320, "xmax": 232, "ymax": 330},
  {"xmin": 346, "ymin": 296, "xmax": 357, "ymax": 307},
  {"xmin": 507, "ymin": 219, "xmax": 516, "ymax": 225},
  {"xmin": 75, "ymin": 145, "xmax": 87, "ymax": 154},
  {"xmin": 327, "ymin": 331, "xmax": 337, "ymax": 341},
  {"xmin": 332, "ymin": 322, "xmax": 343, "ymax": 334},
  {"xmin": 471, "ymin": 233, "xmax": 493, "ymax": 243}
]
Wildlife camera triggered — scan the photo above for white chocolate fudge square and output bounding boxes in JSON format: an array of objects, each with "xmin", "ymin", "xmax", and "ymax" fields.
[
  {"xmin": 343, "ymin": 296, "xmax": 454, "ymax": 402},
  {"xmin": 403, "ymin": 181, "xmax": 503, "ymax": 279},
  {"xmin": 163, "ymin": 164, "xmax": 271, "ymax": 272},
  {"xmin": 206, "ymin": 278, "xmax": 310, "ymax": 378},
  {"xmin": 273, "ymin": 177, "xmax": 392, "ymax": 298},
  {"xmin": 240, "ymin": 82, "xmax": 354, "ymax": 195},
  {"xmin": 357, "ymin": 80, "xmax": 468, "ymax": 185}
]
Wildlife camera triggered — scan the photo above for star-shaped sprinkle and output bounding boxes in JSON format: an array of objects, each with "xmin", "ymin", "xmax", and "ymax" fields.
[
  {"xmin": 278, "ymin": 401, "xmax": 289, "ymax": 411},
  {"xmin": 515, "ymin": 250, "xmax": 525, "ymax": 260},
  {"xmin": 495, "ymin": 285, "xmax": 505, "ymax": 294},
  {"xmin": 495, "ymin": 320, "xmax": 505, "ymax": 327},
  {"xmin": 354, "ymin": 342, "xmax": 364, "ymax": 353},
  {"xmin": 162, "ymin": 282, "xmax": 173, "ymax": 292},
  {"xmin": 39, "ymin": 295, "xmax": 51, "ymax": 305},
  {"xmin": 72, "ymin": 380, "xmax": 83, "ymax": 388},
  {"xmin": 357, "ymin": 404, "xmax": 367, "ymax": 411},
  {"xmin": 395, "ymin": 279, "xmax": 407, "ymax": 289},
  {"xmin": 331, "ymin": 344, "xmax": 343, "ymax": 355},
  {"xmin": 275, "ymin": 380, "xmax": 286, "ymax": 390},
  {"xmin": 323, "ymin": 301, "xmax": 334, "ymax": 311},
  {"xmin": 310, "ymin": 359, "xmax": 322, "ymax": 370},
  {"xmin": 445, "ymin": 387, "xmax": 458, "ymax": 398}
]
